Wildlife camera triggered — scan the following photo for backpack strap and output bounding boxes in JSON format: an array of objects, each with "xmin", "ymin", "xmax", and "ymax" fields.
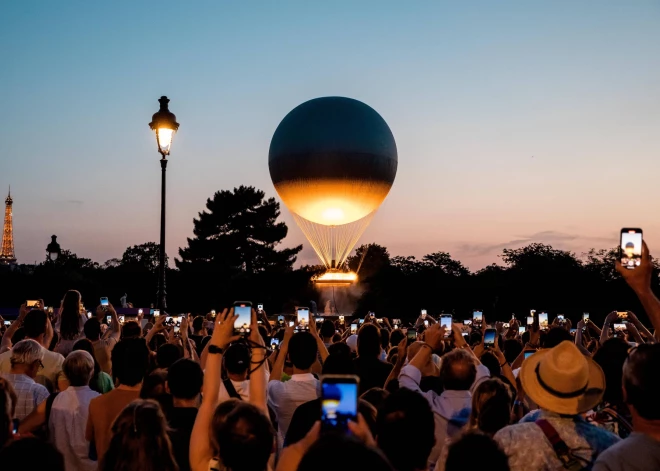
[
  {"xmin": 535, "ymin": 419, "xmax": 585, "ymax": 471},
  {"xmin": 223, "ymin": 378, "xmax": 242, "ymax": 400}
]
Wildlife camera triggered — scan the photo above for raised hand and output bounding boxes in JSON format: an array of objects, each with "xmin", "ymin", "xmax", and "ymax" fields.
[
  {"xmin": 616, "ymin": 241, "xmax": 652, "ymax": 294},
  {"xmin": 424, "ymin": 324, "xmax": 445, "ymax": 350},
  {"xmin": 249, "ymin": 308, "xmax": 265, "ymax": 347},
  {"xmin": 210, "ymin": 308, "xmax": 240, "ymax": 349}
]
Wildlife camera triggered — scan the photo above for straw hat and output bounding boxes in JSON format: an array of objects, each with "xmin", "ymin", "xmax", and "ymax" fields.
[{"xmin": 520, "ymin": 341, "xmax": 605, "ymax": 415}]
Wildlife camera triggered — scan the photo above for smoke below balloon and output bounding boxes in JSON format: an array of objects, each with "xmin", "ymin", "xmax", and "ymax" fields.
[{"xmin": 316, "ymin": 283, "xmax": 365, "ymax": 315}]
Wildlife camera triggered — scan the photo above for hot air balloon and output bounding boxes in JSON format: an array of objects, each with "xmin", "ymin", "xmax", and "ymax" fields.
[{"xmin": 269, "ymin": 96, "xmax": 398, "ymax": 285}]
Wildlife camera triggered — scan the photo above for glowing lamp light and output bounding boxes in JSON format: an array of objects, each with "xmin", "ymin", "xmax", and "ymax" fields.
[{"xmin": 149, "ymin": 96, "xmax": 179, "ymax": 157}]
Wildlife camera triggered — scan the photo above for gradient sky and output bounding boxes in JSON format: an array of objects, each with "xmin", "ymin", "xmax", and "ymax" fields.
[{"xmin": 1, "ymin": 1, "xmax": 659, "ymax": 270}]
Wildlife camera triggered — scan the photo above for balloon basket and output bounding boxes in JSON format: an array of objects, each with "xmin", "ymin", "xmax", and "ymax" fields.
[{"xmin": 313, "ymin": 270, "xmax": 358, "ymax": 287}]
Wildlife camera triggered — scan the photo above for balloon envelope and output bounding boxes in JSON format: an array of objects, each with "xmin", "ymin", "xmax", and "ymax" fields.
[{"xmin": 269, "ymin": 97, "xmax": 398, "ymax": 226}]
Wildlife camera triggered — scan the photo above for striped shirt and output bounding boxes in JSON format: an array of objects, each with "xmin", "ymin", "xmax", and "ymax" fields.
[{"xmin": 1, "ymin": 373, "xmax": 50, "ymax": 420}]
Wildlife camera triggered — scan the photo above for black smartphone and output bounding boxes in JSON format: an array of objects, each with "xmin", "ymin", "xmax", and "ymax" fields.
[
  {"xmin": 258, "ymin": 304, "xmax": 264, "ymax": 313},
  {"xmin": 484, "ymin": 328, "xmax": 497, "ymax": 347},
  {"xmin": 233, "ymin": 301, "xmax": 252, "ymax": 335},
  {"xmin": 321, "ymin": 375, "xmax": 359, "ymax": 433},
  {"xmin": 620, "ymin": 228, "xmax": 643, "ymax": 269},
  {"xmin": 406, "ymin": 329, "xmax": 417, "ymax": 344},
  {"xmin": 440, "ymin": 314, "xmax": 452, "ymax": 337},
  {"xmin": 100, "ymin": 297, "xmax": 109, "ymax": 308},
  {"xmin": 472, "ymin": 310, "xmax": 483, "ymax": 325},
  {"xmin": 297, "ymin": 308, "xmax": 310, "ymax": 330}
]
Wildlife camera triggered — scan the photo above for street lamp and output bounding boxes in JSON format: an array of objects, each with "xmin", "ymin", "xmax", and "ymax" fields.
[
  {"xmin": 149, "ymin": 96, "xmax": 179, "ymax": 310},
  {"xmin": 46, "ymin": 235, "xmax": 61, "ymax": 262}
]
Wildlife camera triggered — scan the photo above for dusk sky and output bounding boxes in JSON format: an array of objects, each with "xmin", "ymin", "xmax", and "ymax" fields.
[{"xmin": 2, "ymin": 1, "xmax": 659, "ymax": 270}]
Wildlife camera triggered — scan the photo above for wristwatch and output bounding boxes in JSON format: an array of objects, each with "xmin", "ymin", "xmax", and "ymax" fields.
[{"xmin": 208, "ymin": 345, "xmax": 225, "ymax": 355}]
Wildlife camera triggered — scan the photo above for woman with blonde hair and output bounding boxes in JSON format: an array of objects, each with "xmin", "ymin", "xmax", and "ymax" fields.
[
  {"xmin": 101, "ymin": 399, "xmax": 179, "ymax": 471},
  {"xmin": 468, "ymin": 377, "xmax": 514, "ymax": 436}
]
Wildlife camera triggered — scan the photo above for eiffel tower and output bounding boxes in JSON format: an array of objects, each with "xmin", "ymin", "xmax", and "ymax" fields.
[{"xmin": 0, "ymin": 187, "xmax": 17, "ymax": 265}]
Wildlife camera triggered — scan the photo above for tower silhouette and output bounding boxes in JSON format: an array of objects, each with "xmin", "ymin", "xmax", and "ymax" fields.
[{"xmin": 0, "ymin": 187, "xmax": 17, "ymax": 265}]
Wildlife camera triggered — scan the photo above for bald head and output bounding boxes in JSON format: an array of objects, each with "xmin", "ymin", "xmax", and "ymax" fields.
[{"xmin": 440, "ymin": 349, "xmax": 477, "ymax": 391}]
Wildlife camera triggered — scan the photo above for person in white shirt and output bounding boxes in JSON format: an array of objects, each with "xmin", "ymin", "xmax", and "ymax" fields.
[
  {"xmin": 218, "ymin": 342, "xmax": 269, "ymax": 402},
  {"xmin": 399, "ymin": 324, "xmax": 490, "ymax": 470},
  {"xmin": 267, "ymin": 322, "xmax": 328, "ymax": 445},
  {"xmin": 0, "ymin": 309, "xmax": 66, "ymax": 393},
  {"xmin": 19, "ymin": 350, "xmax": 99, "ymax": 471}
]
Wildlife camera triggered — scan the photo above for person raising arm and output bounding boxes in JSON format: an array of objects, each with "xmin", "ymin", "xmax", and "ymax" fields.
[
  {"xmin": 189, "ymin": 308, "xmax": 240, "ymax": 471},
  {"xmin": 617, "ymin": 241, "xmax": 660, "ymax": 341}
]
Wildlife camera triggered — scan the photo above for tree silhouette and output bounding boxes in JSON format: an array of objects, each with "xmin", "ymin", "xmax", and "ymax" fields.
[
  {"xmin": 177, "ymin": 186, "xmax": 302, "ymax": 275},
  {"xmin": 121, "ymin": 242, "xmax": 166, "ymax": 272},
  {"xmin": 346, "ymin": 243, "xmax": 391, "ymax": 281}
]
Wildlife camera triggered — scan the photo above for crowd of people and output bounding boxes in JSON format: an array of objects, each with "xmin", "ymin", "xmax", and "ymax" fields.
[{"xmin": 1, "ymin": 243, "xmax": 660, "ymax": 471}]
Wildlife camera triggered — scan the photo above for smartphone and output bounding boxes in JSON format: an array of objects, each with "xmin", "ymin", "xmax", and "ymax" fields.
[
  {"xmin": 270, "ymin": 338, "xmax": 280, "ymax": 348},
  {"xmin": 26, "ymin": 300, "xmax": 39, "ymax": 309},
  {"xmin": 86, "ymin": 312, "xmax": 92, "ymax": 319},
  {"xmin": 339, "ymin": 315, "xmax": 345, "ymax": 324},
  {"xmin": 557, "ymin": 315, "xmax": 564, "ymax": 321},
  {"xmin": 463, "ymin": 319, "xmax": 472, "ymax": 325},
  {"xmin": 359, "ymin": 318, "xmax": 364, "ymax": 325},
  {"xmin": 472, "ymin": 311, "xmax": 483, "ymax": 324},
  {"xmin": 518, "ymin": 326, "xmax": 526, "ymax": 334},
  {"xmin": 440, "ymin": 314, "xmax": 452, "ymax": 337},
  {"xmin": 321, "ymin": 375, "xmax": 359, "ymax": 433},
  {"xmin": 613, "ymin": 323, "xmax": 627, "ymax": 332},
  {"xmin": 106, "ymin": 315, "xmax": 111, "ymax": 323},
  {"xmin": 297, "ymin": 308, "xmax": 310, "ymax": 327},
  {"xmin": 570, "ymin": 328, "xmax": 577, "ymax": 334},
  {"xmin": 369, "ymin": 312, "xmax": 375, "ymax": 319},
  {"xmin": 376, "ymin": 318, "xmax": 383, "ymax": 324},
  {"xmin": 393, "ymin": 324, "xmax": 399, "ymax": 330},
  {"xmin": 617, "ymin": 311, "xmax": 628, "ymax": 319},
  {"xmin": 233, "ymin": 301, "xmax": 252, "ymax": 334},
  {"xmin": 100, "ymin": 297, "xmax": 109, "ymax": 307},
  {"xmin": 118, "ymin": 316, "xmax": 125, "ymax": 324},
  {"xmin": 258, "ymin": 304, "xmax": 264, "ymax": 312},
  {"xmin": 289, "ymin": 321, "xmax": 295, "ymax": 327},
  {"xmin": 620, "ymin": 228, "xmax": 643, "ymax": 269},
  {"xmin": 503, "ymin": 323, "xmax": 510, "ymax": 328},
  {"xmin": 421, "ymin": 310, "xmax": 427, "ymax": 319},
  {"xmin": 278, "ymin": 315, "xmax": 284, "ymax": 324},
  {"xmin": 538, "ymin": 312, "xmax": 549, "ymax": 329},
  {"xmin": 423, "ymin": 320, "xmax": 429, "ymax": 327},
  {"xmin": 153, "ymin": 309, "xmax": 160, "ymax": 317},
  {"xmin": 583, "ymin": 312, "xmax": 589, "ymax": 321},
  {"xmin": 524, "ymin": 351, "xmax": 535, "ymax": 359},
  {"xmin": 484, "ymin": 328, "xmax": 497, "ymax": 347},
  {"xmin": 461, "ymin": 332, "xmax": 469, "ymax": 339},
  {"xmin": 406, "ymin": 329, "xmax": 417, "ymax": 344},
  {"xmin": 3, "ymin": 320, "xmax": 11, "ymax": 326},
  {"xmin": 138, "ymin": 309, "xmax": 143, "ymax": 315},
  {"xmin": 350, "ymin": 324, "xmax": 357, "ymax": 334},
  {"xmin": 316, "ymin": 317, "xmax": 324, "ymax": 323},
  {"xmin": 527, "ymin": 316, "xmax": 534, "ymax": 326},
  {"xmin": 393, "ymin": 319, "xmax": 401, "ymax": 325}
]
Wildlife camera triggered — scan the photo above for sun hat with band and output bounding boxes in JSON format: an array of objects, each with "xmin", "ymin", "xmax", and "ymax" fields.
[{"xmin": 520, "ymin": 340, "xmax": 605, "ymax": 415}]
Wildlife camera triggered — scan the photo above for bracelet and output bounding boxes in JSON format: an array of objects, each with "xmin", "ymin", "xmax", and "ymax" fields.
[
  {"xmin": 499, "ymin": 361, "xmax": 507, "ymax": 368},
  {"xmin": 420, "ymin": 343, "xmax": 434, "ymax": 351}
]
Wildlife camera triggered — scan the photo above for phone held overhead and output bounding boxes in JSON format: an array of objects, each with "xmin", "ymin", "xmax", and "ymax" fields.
[
  {"xmin": 233, "ymin": 301, "xmax": 252, "ymax": 335},
  {"xmin": 620, "ymin": 227, "xmax": 642, "ymax": 269},
  {"xmin": 321, "ymin": 375, "xmax": 359, "ymax": 434}
]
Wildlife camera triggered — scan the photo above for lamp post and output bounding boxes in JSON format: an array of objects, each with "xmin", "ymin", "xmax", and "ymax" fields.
[
  {"xmin": 149, "ymin": 96, "xmax": 179, "ymax": 310},
  {"xmin": 46, "ymin": 235, "xmax": 61, "ymax": 262}
]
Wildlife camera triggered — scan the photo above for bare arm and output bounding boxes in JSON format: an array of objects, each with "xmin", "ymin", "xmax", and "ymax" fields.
[
  {"xmin": 1, "ymin": 304, "xmax": 29, "ymax": 353},
  {"xmin": 600, "ymin": 312, "xmax": 618, "ymax": 345},
  {"xmin": 248, "ymin": 309, "xmax": 268, "ymax": 414},
  {"xmin": 574, "ymin": 320, "xmax": 592, "ymax": 356},
  {"xmin": 384, "ymin": 339, "xmax": 407, "ymax": 390},
  {"xmin": 309, "ymin": 318, "xmax": 329, "ymax": 363},
  {"xmin": 18, "ymin": 399, "xmax": 47, "ymax": 434},
  {"xmin": 145, "ymin": 315, "xmax": 166, "ymax": 351},
  {"xmin": 190, "ymin": 309, "xmax": 240, "ymax": 471},
  {"xmin": 270, "ymin": 325, "xmax": 293, "ymax": 382},
  {"xmin": 617, "ymin": 242, "xmax": 660, "ymax": 340}
]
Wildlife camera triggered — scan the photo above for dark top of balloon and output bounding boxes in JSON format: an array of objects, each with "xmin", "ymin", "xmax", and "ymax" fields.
[{"xmin": 268, "ymin": 97, "xmax": 398, "ymax": 181}]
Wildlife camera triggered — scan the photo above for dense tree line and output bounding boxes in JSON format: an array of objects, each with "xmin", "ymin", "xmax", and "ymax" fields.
[{"xmin": 1, "ymin": 186, "xmax": 657, "ymax": 326}]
